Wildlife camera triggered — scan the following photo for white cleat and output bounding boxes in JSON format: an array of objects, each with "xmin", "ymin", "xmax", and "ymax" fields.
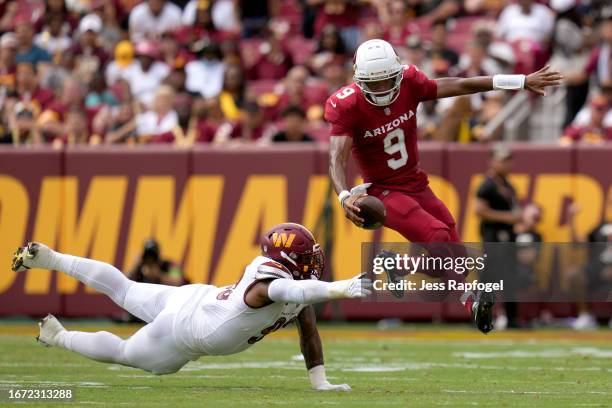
[
  {"xmin": 37, "ymin": 314, "xmax": 66, "ymax": 347},
  {"xmin": 11, "ymin": 242, "xmax": 54, "ymax": 272}
]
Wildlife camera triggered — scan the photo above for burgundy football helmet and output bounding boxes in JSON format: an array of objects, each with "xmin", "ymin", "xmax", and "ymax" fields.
[{"xmin": 261, "ymin": 223, "xmax": 324, "ymax": 280}]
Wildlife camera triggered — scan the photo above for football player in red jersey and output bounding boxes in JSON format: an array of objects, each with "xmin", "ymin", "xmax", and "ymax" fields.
[{"xmin": 326, "ymin": 39, "xmax": 562, "ymax": 333}]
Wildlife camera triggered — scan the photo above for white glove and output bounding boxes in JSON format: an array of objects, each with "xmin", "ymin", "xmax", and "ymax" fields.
[
  {"xmin": 328, "ymin": 274, "xmax": 372, "ymax": 299},
  {"xmin": 350, "ymin": 183, "xmax": 372, "ymax": 196},
  {"xmin": 309, "ymin": 365, "xmax": 351, "ymax": 391}
]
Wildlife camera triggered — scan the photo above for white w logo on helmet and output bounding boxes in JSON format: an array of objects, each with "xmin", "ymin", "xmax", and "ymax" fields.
[{"xmin": 353, "ymin": 39, "xmax": 403, "ymax": 107}]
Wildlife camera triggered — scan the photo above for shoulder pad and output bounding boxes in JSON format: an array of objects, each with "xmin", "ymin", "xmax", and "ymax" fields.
[{"xmin": 255, "ymin": 260, "xmax": 293, "ymax": 281}]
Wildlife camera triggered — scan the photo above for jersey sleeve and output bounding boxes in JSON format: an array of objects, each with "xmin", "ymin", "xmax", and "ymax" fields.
[
  {"xmin": 406, "ymin": 65, "xmax": 438, "ymax": 102},
  {"xmin": 324, "ymin": 91, "xmax": 355, "ymax": 138},
  {"xmin": 255, "ymin": 260, "xmax": 294, "ymax": 281}
]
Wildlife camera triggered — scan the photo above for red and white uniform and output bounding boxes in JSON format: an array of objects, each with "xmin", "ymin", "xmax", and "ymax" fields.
[{"xmin": 325, "ymin": 65, "xmax": 462, "ymax": 245}]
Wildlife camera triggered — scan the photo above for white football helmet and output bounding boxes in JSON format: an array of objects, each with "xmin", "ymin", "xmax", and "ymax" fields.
[{"xmin": 353, "ymin": 39, "xmax": 403, "ymax": 107}]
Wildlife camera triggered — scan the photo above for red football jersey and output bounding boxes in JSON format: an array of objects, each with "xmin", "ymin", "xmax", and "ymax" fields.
[{"xmin": 325, "ymin": 65, "xmax": 437, "ymax": 192}]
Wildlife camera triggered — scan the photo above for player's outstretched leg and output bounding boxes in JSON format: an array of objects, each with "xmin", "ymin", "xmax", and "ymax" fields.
[
  {"xmin": 37, "ymin": 313, "xmax": 189, "ymax": 375},
  {"xmin": 12, "ymin": 242, "xmax": 174, "ymax": 323}
]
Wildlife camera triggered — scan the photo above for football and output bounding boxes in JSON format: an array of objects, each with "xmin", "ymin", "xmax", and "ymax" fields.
[{"xmin": 355, "ymin": 195, "xmax": 386, "ymax": 229}]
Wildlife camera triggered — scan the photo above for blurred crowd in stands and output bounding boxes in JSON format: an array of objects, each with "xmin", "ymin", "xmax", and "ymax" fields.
[{"xmin": 0, "ymin": 0, "xmax": 611, "ymax": 146}]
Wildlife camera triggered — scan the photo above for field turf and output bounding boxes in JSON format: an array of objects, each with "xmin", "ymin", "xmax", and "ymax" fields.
[{"xmin": 0, "ymin": 322, "xmax": 611, "ymax": 407}]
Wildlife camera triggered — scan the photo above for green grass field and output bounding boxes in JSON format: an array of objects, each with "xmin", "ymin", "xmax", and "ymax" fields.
[{"xmin": 0, "ymin": 322, "xmax": 611, "ymax": 407}]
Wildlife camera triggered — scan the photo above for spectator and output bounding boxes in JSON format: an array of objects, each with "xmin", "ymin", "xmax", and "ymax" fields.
[
  {"xmin": 549, "ymin": 0, "xmax": 590, "ymax": 127},
  {"xmin": 184, "ymin": 97, "xmax": 228, "ymax": 144},
  {"xmin": 561, "ymin": 94, "xmax": 612, "ymax": 144},
  {"xmin": 54, "ymin": 107, "xmax": 92, "ymax": 147},
  {"xmin": 181, "ymin": 0, "xmax": 232, "ymax": 43},
  {"xmin": 271, "ymin": 105, "xmax": 314, "ymax": 143},
  {"xmin": 37, "ymin": 76, "xmax": 87, "ymax": 143},
  {"xmin": 311, "ymin": 0, "xmax": 361, "ymax": 52},
  {"xmin": 105, "ymin": 40, "xmax": 138, "ymax": 86},
  {"xmin": 33, "ymin": 0, "xmax": 80, "ymax": 34},
  {"xmin": 360, "ymin": 21, "xmax": 384, "ymax": 43},
  {"xmin": 475, "ymin": 145, "xmax": 523, "ymax": 328},
  {"xmin": 183, "ymin": 0, "xmax": 240, "ymax": 33},
  {"xmin": 14, "ymin": 62, "xmax": 54, "ymax": 114},
  {"xmin": 126, "ymin": 41, "xmax": 171, "ymax": 107},
  {"xmin": 14, "ymin": 15, "xmax": 53, "ymax": 66},
  {"xmin": 0, "ymin": 33, "xmax": 17, "ymax": 95},
  {"xmin": 309, "ymin": 25, "xmax": 348, "ymax": 76},
  {"xmin": 405, "ymin": 35, "xmax": 433, "ymax": 77},
  {"xmin": 263, "ymin": 65, "xmax": 327, "ymax": 122},
  {"xmin": 34, "ymin": 14, "xmax": 73, "ymax": 59},
  {"xmin": 85, "ymin": 72, "xmax": 118, "ymax": 109},
  {"xmin": 219, "ymin": 64, "xmax": 247, "ymax": 120},
  {"xmin": 496, "ymin": 0, "xmax": 555, "ymax": 46},
  {"xmin": 246, "ymin": 30, "xmax": 293, "ymax": 81},
  {"xmin": 89, "ymin": 0, "xmax": 124, "ymax": 52},
  {"xmin": 220, "ymin": 39, "xmax": 242, "ymax": 66},
  {"xmin": 71, "ymin": 14, "xmax": 110, "ymax": 83},
  {"xmin": 456, "ymin": 40, "xmax": 488, "ymax": 78},
  {"xmin": 159, "ymin": 31, "xmax": 193, "ymax": 69},
  {"xmin": 135, "ymin": 85, "xmax": 180, "ymax": 143},
  {"xmin": 129, "ymin": 0, "xmax": 182, "ymax": 42},
  {"xmin": 577, "ymin": 18, "xmax": 612, "ymax": 90},
  {"xmin": 322, "ymin": 63, "xmax": 350, "ymax": 96},
  {"xmin": 236, "ymin": 0, "xmax": 277, "ymax": 38},
  {"xmin": 185, "ymin": 42, "xmax": 225, "ymax": 98},
  {"xmin": 377, "ymin": 0, "xmax": 418, "ymax": 48},
  {"xmin": 214, "ymin": 101, "xmax": 271, "ymax": 144},
  {"xmin": 100, "ymin": 101, "xmax": 139, "ymax": 144},
  {"xmin": 572, "ymin": 82, "xmax": 612, "ymax": 128},
  {"xmin": 428, "ymin": 22, "xmax": 459, "ymax": 69}
]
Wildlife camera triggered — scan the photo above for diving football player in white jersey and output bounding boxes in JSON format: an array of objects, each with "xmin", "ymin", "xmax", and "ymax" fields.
[{"xmin": 11, "ymin": 223, "xmax": 371, "ymax": 391}]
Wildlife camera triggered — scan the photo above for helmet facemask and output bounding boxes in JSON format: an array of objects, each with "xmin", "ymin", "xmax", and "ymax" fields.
[
  {"xmin": 355, "ymin": 67, "xmax": 403, "ymax": 107},
  {"xmin": 280, "ymin": 244, "xmax": 325, "ymax": 280}
]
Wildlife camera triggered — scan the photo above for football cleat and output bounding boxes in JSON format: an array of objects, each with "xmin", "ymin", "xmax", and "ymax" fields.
[
  {"xmin": 374, "ymin": 250, "xmax": 404, "ymax": 299},
  {"xmin": 11, "ymin": 242, "xmax": 52, "ymax": 272},
  {"xmin": 37, "ymin": 314, "xmax": 66, "ymax": 347},
  {"xmin": 471, "ymin": 290, "xmax": 495, "ymax": 334}
]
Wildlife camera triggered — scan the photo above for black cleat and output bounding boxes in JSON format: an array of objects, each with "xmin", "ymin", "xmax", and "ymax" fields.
[
  {"xmin": 375, "ymin": 250, "xmax": 404, "ymax": 299},
  {"xmin": 471, "ymin": 290, "xmax": 495, "ymax": 334}
]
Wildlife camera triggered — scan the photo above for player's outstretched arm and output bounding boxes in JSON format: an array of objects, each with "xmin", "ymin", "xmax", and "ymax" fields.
[
  {"xmin": 435, "ymin": 65, "xmax": 563, "ymax": 98},
  {"xmin": 244, "ymin": 275, "xmax": 372, "ymax": 308},
  {"xmin": 296, "ymin": 306, "xmax": 351, "ymax": 391}
]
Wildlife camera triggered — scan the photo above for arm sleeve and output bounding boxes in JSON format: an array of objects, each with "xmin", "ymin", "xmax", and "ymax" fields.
[{"xmin": 267, "ymin": 279, "xmax": 331, "ymax": 304}]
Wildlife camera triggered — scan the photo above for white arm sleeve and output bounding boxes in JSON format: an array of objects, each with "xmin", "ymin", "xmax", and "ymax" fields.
[
  {"xmin": 267, "ymin": 279, "xmax": 331, "ymax": 304},
  {"xmin": 267, "ymin": 276, "xmax": 372, "ymax": 304}
]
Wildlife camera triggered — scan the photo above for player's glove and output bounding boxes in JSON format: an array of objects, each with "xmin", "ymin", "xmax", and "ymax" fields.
[
  {"xmin": 328, "ymin": 274, "xmax": 372, "ymax": 299},
  {"xmin": 309, "ymin": 365, "xmax": 351, "ymax": 391},
  {"xmin": 350, "ymin": 183, "xmax": 372, "ymax": 196}
]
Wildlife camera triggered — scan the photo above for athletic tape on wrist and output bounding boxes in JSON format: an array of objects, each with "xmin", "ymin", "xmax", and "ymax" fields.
[{"xmin": 493, "ymin": 74, "xmax": 525, "ymax": 90}]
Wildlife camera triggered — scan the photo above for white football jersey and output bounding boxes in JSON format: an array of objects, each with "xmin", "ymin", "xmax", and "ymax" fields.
[{"xmin": 172, "ymin": 256, "xmax": 307, "ymax": 357}]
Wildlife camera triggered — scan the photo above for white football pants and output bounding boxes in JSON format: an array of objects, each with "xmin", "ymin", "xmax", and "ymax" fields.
[{"xmin": 50, "ymin": 252, "xmax": 196, "ymax": 374}]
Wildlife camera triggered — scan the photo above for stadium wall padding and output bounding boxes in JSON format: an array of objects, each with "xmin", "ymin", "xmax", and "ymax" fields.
[{"xmin": 0, "ymin": 143, "xmax": 610, "ymax": 319}]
